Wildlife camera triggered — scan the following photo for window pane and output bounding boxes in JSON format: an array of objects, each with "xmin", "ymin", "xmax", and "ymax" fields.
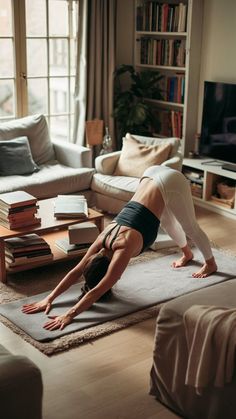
[
  {"xmin": 50, "ymin": 39, "xmax": 68, "ymax": 76},
  {"xmin": 49, "ymin": 1, "xmax": 68, "ymax": 36},
  {"xmin": 70, "ymin": 77, "xmax": 75, "ymax": 111},
  {"xmin": 50, "ymin": 115, "xmax": 68, "ymax": 141},
  {"xmin": 0, "ymin": 80, "xmax": 14, "ymax": 117},
  {"xmin": 28, "ymin": 78, "xmax": 48, "ymax": 114},
  {"xmin": 25, "ymin": 0, "xmax": 46, "ymax": 36},
  {"xmin": 0, "ymin": 39, "xmax": 14, "ymax": 77},
  {"xmin": 0, "ymin": 0, "xmax": 13, "ymax": 36},
  {"xmin": 27, "ymin": 39, "xmax": 48, "ymax": 76},
  {"xmin": 70, "ymin": 39, "xmax": 76, "ymax": 76},
  {"xmin": 50, "ymin": 77, "xmax": 68, "ymax": 114}
]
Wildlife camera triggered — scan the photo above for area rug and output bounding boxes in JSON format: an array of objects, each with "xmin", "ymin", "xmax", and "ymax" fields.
[{"xmin": 0, "ymin": 247, "xmax": 235, "ymax": 355}]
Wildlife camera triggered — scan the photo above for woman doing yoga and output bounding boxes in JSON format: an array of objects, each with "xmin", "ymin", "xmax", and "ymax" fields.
[{"xmin": 22, "ymin": 165, "xmax": 217, "ymax": 331}]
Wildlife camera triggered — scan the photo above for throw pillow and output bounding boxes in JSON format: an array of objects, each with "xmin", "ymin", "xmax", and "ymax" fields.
[
  {"xmin": 113, "ymin": 134, "xmax": 172, "ymax": 177},
  {"xmin": 0, "ymin": 136, "xmax": 40, "ymax": 176},
  {"xmin": 0, "ymin": 114, "xmax": 55, "ymax": 165}
]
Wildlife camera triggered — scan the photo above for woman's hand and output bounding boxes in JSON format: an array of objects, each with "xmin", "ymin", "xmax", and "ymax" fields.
[
  {"xmin": 22, "ymin": 297, "xmax": 52, "ymax": 315},
  {"xmin": 43, "ymin": 313, "xmax": 73, "ymax": 331}
]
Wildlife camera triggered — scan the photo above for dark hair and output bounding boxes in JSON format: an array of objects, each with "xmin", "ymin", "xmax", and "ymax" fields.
[{"xmin": 78, "ymin": 253, "xmax": 112, "ymax": 301}]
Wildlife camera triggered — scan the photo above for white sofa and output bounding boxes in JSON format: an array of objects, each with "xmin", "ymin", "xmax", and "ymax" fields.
[
  {"xmin": 0, "ymin": 114, "xmax": 95, "ymax": 202},
  {"xmin": 91, "ymin": 134, "xmax": 183, "ymax": 214}
]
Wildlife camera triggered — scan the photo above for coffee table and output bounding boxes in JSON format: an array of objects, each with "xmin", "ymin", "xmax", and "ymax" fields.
[{"xmin": 0, "ymin": 198, "xmax": 104, "ymax": 283}]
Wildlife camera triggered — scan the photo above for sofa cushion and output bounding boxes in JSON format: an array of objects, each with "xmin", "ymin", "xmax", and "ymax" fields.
[
  {"xmin": 114, "ymin": 134, "xmax": 172, "ymax": 177},
  {"xmin": 0, "ymin": 162, "xmax": 95, "ymax": 199},
  {"xmin": 0, "ymin": 114, "xmax": 55, "ymax": 165},
  {"xmin": 0, "ymin": 136, "xmax": 39, "ymax": 175},
  {"xmin": 91, "ymin": 172, "xmax": 139, "ymax": 202}
]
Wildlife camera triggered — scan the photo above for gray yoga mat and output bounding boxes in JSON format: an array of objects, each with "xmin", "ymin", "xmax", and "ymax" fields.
[{"xmin": 0, "ymin": 248, "xmax": 235, "ymax": 342}]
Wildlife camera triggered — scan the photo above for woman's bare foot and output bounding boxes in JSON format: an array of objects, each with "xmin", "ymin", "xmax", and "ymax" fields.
[
  {"xmin": 172, "ymin": 245, "xmax": 193, "ymax": 268},
  {"xmin": 192, "ymin": 257, "xmax": 217, "ymax": 278}
]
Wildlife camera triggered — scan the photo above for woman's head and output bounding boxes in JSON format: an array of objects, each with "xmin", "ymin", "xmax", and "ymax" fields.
[{"xmin": 79, "ymin": 250, "xmax": 112, "ymax": 301}]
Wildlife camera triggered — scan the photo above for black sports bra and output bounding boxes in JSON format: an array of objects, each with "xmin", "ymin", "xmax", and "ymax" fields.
[{"xmin": 102, "ymin": 201, "xmax": 160, "ymax": 253}]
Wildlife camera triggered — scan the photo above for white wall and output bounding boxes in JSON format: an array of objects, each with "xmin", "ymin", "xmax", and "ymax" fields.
[{"xmin": 198, "ymin": 0, "xmax": 236, "ymax": 128}]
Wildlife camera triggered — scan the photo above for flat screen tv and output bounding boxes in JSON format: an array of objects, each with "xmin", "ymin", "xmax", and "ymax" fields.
[{"xmin": 200, "ymin": 81, "xmax": 236, "ymax": 166}]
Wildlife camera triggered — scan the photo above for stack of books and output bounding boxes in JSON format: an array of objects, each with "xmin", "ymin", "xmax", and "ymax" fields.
[
  {"xmin": 0, "ymin": 191, "xmax": 41, "ymax": 229},
  {"xmin": 54, "ymin": 195, "xmax": 88, "ymax": 219},
  {"xmin": 4, "ymin": 233, "xmax": 53, "ymax": 268},
  {"xmin": 55, "ymin": 221, "xmax": 99, "ymax": 255}
]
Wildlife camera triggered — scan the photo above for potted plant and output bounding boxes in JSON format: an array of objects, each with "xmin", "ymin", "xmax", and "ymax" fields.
[{"xmin": 113, "ymin": 64, "xmax": 163, "ymax": 147}]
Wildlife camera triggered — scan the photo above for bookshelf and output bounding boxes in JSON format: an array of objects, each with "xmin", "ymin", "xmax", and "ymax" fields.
[{"xmin": 134, "ymin": 0, "xmax": 203, "ymax": 155}]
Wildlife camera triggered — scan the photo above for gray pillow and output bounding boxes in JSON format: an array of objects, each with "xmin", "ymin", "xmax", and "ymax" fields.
[{"xmin": 0, "ymin": 136, "xmax": 40, "ymax": 176}]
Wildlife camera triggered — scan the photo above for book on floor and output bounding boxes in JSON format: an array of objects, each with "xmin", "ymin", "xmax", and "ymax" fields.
[
  {"xmin": 149, "ymin": 228, "xmax": 175, "ymax": 250},
  {"xmin": 55, "ymin": 237, "xmax": 90, "ymax": 255},
  {"xmin": 68, "ymin": 221, "xmax": 99, "ymax": 245},
  {"xmin": 54, "ymin": 195, "xmax": 88, "ymax": 219}
]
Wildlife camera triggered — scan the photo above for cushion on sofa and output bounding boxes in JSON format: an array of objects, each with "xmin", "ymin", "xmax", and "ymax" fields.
[
  {"xmin": 0, "ymin": 114, "xmax": 55, "ymax": 165},
  {"xmin": 92, "ymin": 172, "xmax": 139, "ymax": 202},
  {"xmin": 0, "ymin": 136, "xmax": 39, "ymax": 175},
  {"xmin": 114, "ymin": 134, "xmax": 172, "ymax": 177}
]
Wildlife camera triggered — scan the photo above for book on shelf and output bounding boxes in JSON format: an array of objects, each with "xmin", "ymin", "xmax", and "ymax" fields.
[
  {"xmin": 6, "ymin": 252, "xmax": 53, "ymax": 268},
  {"xmin": 5, "ymin": 233, "xmax": 52, "ymax": 267},
  {"xmin": 55, "ymin": 237, "xmax": 90, "ymax": 255},
  {"xmin": 68, "ymin": 222, "xmax": 99, "ymax": 245},
  {"xmin": 54, "ymin": 195, "xmax": 88, "ymax": 219},
  {"xmin": 0, "ymin": 191, "xmax": 37, "ymax": 209}
]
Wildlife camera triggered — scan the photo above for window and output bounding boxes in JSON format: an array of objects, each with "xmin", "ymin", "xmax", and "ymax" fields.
[{"xmin": 0, "ymin": 0, "xmax": 79, "ymax": 142}]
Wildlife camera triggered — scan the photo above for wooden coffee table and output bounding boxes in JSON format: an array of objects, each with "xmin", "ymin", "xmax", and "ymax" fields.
[{"xmin": 0, "ymin": 198, "xmax": 104, "ymax": 283}]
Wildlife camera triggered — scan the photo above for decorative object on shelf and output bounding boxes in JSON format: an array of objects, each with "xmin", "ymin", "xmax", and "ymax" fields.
[
  {"xmin": 113, "ymin": 64, "xmax": 163, "ymax": 143},
  {"xmin": 100, "ymin": 126, "xmax": 113, "ymax": 155}
]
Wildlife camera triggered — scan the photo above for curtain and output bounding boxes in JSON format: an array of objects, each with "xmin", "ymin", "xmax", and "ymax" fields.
[
  {"xmin": 73, "ymin": 0, "xmax": 117, "ymax": 148},
  {"xmin": 73, "ymin": 0, "xmax": 88, "ymax": 145}
]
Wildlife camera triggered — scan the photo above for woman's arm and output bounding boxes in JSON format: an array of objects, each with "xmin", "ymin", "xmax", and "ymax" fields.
[
  {"xmin": 43, "ymin": 247, "xmax": 132, "ymax": 330},
  {"xmin": 22, "ymin": 237, "xmax": 103, "ymax": 315}
]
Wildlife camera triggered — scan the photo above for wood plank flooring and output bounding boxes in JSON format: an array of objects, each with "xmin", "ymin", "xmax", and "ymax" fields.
[{"xmin": 1, "ymin": 206, "xmax": 236, "ymax": 419}]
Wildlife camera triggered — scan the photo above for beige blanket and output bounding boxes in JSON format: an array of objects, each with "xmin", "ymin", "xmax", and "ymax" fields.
[{"xmin": 183, "ymin": 305, "xmax": 236, "ymax": 395}]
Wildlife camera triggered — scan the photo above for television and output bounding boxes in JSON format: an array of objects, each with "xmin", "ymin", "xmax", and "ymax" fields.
[{"xmin": 199, "ymin": 81, "xmax": 236, "ymax": 168}]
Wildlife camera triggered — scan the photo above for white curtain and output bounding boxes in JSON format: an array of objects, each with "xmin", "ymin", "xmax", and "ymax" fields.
[
  {"xmin": 73, "ymin": 0, "xmax": 117, "ymax": 148},
  {"xmin": 73, "ymin": 0, "xmax": 88, "ymax": 145}
]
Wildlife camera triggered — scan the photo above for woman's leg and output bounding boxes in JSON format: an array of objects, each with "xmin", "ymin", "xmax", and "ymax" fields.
[{"xmin": 162, "ymin": 172, "xmax": 217, "ymax": 277}]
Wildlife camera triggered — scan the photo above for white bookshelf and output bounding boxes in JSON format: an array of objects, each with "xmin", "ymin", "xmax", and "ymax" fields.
[
  {"xmin": 183, "ymin": 158, "xmax": 236, "ymax": 219},
  {"xmin": 134, "ymin": 0, "xmax": 203, "ymax": 156}
]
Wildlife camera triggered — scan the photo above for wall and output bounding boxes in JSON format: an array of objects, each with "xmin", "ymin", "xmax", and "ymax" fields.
[
  {"xmin": 198, "ymin": 0, "xmax": 236, "ymax": 128},
  {"xmin": 116, "ymin": 0, "xmax": 134, "ymax": 66}
]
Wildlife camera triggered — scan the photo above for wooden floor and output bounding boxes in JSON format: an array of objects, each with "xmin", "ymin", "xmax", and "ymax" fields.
[{"xmin": 1, "ymin": 206, "xmax": 236, "ymax": 419}]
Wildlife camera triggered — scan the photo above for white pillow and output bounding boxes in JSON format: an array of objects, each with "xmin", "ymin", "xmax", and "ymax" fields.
[{"xmin": 0, "ymin": 114, "xmax": 55, "ymax": 165}]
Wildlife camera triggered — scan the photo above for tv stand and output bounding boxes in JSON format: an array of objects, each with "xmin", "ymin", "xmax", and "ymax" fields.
[
  {"xmin": 182, "ymin": 158, "xmax": 236, "ymax": 219},
  {"xmin": 221, "ymin": 163, "xmax": 236, "ymax": 173}
]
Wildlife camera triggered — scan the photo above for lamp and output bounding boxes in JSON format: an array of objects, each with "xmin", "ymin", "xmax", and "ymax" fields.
[{"xmin": 85, "ymin": 119, "xmax": 104, "ymax": 147}]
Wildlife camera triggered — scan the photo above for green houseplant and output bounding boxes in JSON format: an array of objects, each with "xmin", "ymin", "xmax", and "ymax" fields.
[{"xmin": 113, "ymin": 64, "xmax": 163, "ymax": 146}]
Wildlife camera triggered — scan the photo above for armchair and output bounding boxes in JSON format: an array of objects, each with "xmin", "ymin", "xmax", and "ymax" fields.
[{"xmin": 91, "ymin": 134, "xmax": 183, "ymax": 214}]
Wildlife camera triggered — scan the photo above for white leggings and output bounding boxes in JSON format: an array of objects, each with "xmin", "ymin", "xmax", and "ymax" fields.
[{"xmin": 142, "ymin": 166, "xmax": 213, "ymax": 261}]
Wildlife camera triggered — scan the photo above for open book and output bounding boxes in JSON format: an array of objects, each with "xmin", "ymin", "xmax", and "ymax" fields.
[{"xmin": 54, "ymin": 195, "xmax": 88, "ymax": 219}]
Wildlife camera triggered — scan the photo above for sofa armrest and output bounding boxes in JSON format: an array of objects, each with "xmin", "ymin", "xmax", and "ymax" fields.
[
  {"xmin": 52, "ymin": 139, "xmax": 92, "ymax": 168},
  {"xmin": 95, "ymin": 151, "xmax": 121, "ymax": 174},
  {"xmin": 161, "ymin": 151, "xmax": 183, "ymax": 171}
]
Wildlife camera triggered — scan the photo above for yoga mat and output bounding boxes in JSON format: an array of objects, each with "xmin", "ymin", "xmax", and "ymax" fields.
[{"xmin": 0, "ymin": 248, "xmax": 235, "ymax": 343}]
